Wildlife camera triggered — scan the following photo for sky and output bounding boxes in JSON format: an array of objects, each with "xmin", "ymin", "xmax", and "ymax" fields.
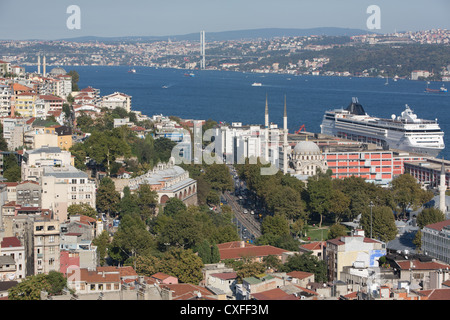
[{"xmin": 1, "ymin": 0, "xmax": 450, "ymax": 40}]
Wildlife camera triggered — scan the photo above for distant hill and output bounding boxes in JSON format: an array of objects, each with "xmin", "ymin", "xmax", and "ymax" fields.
[{"xmin": 59, "ymin": 27, "xmax": 376, "ymax": 42}]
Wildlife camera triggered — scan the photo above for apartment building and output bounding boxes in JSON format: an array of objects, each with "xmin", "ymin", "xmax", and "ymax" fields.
[
  {"xmin": 324, "ymin": 151, "xmax": 394, "ymax": 185},
  {"xmin": 0, "ymin": 236, "xmax": 26, "ymax": 280},
  {"xmin": 421, "ymin": 220, "xmax": 450, "ymax": 265},
  {"xmin": 0, "ymin": 84, "xmax": 11, "ymax": 117},
  {"xmin": 14, "ymin": 92, "xmax": 37, "ymax": 117},
  {"xmin": 2, "ymin": 117, "xmax": 34, "ymax": 151},
  {"xmin": 33, "ymin": 217, "xmax": 60, "ymax": 274},
  {"xmin": 326, "ymin": 231, "xmax": 386, "ymax": 282},
  {"xmin": 100, "ymin": 92, "xmax": 132, "ymax": 112},
  {"xmin": 16, "ymin": 180, "xmax": 41, "ymax": 208},
  {"xmin": 41, "ymin": 166, "xmax": 96, "ymax": 222},
  {"xmin": 21, "ymin": 146, "xmax": 74, "ymax": 181}
]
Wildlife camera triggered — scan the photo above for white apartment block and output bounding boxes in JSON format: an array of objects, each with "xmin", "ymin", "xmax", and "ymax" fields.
[
  {"xmin": 0, "ymin": 84, "xmax": 11, "ymax": 117},
  {"xmin": 0, "ymin": 236, "xmax": 27, "ymax": 280},
  {"xmin": 41, "ymin": 166, "xmax": 96, "ymax": 222},
  {"xmin": 100, "ymin": 92, "xmax": 132, "ymax": 112},
  {"xmin": 2, "ymin": 117, "xmax": 33, "ymax": 151},
  {"xmin": 34, "ymin": 218, "xmax": 60, "ymax": 275},
  {"xmin": 21, "ymin": 146, "xmax": 73, "ymax": 181},
  {"xmin": 214, "ymin": 123, "xmax": 281, "ymax": 166},
  {"xmin": 422, "ymin": 220, "xmax": 450, "ymax": 265}
]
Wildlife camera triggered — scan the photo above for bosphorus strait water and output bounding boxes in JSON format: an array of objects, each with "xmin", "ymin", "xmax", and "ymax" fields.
[{"xmin": 37, "ymin": 66, "xmax": 450, "ymax": 159}]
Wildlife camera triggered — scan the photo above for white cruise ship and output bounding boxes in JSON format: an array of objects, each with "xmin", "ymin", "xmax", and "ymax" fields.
[{"xmin": 320, "ymin": 98, "xmax": 445, "ymax": 157}]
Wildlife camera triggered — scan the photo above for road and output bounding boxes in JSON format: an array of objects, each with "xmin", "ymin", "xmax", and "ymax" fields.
[{"xmin": 223, "ymin": 165, "xmax": 262, "ymax": 240}]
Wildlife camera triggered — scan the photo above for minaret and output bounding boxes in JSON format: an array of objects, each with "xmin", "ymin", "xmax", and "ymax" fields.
[
  {"xmin": 283, "ymin": 95, "xmax": 289, "ymax": 174},
  {"xmin": 37, "ymin": 55, "xmax": 41, "ymax": 74},
  {"xmin": 264, "ymin": 94, "xmax": 269, "ymax": 162},
  {"xmin": 439, "ymin": 159, "xmax": 447, "ymax": 214},
  {"xmin": 43, "ymin": 55, "xmax": 46, "ymax": 77}
]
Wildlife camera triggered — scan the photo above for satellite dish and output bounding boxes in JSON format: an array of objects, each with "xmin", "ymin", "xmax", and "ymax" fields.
[{"xmin": 391, "ymin": 114, "xmax": 396, "ymax": 120}]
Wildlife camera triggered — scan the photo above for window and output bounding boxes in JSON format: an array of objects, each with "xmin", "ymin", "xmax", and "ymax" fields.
[{"xmin": 49, "ymin": 235, "xmax": 55, "ymax": 243}]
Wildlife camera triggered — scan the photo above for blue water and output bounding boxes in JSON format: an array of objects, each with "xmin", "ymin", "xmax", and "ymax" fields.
[{"xmin": 27, "ymin": 65, "xmax": 450, "ymax": 158}]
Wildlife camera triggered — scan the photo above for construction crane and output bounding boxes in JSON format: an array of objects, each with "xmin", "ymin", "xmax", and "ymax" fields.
[{"xmin": 294, "ymin": 124, "xmax": 306, "ymax": 134}]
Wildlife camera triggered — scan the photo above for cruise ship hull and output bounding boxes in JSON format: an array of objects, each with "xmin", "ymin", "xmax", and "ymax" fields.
[{"xmin": 320, "ymin": 101, "xmax": 445, "ymax": 157}]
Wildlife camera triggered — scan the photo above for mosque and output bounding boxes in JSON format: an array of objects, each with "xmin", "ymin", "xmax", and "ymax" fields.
[{"xmin": 265, "ymin": 95, "xmax": 328, "ymax": 181}]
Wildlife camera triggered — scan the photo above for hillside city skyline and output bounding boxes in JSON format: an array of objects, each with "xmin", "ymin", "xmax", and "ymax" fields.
[{"xmin": 1, "ymin": 0, "xmax": 450, "ymax": 40}]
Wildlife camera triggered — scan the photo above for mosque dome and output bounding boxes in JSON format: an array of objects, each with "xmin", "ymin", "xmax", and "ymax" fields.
[
  {"xmin": 49, "ymin": 67, "xmax": 67, "ymax": 75},
  {"xmin": 293, "ymin": 141, "xmax": 321, "ymax": 155}
]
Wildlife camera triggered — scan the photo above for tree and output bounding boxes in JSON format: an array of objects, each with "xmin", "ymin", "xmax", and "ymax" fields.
[
  {"xmin": 261, "ymin": 214, "xmax": 290, "ymax": 238},
  {"xmin": 328, "ymin": 189, "xmax": 351, "ymax": 223},
  {"xmin": 46, "ymin": 271, "xmax": 68, "ymax": 295},
  {"xmin": 3, "ymin": 153, "xmax": 21, "ymax": 182},
  {"xmin": 163, "ymin": 197, "xmax": 187, "ymax": 218},
  {"xmin": 235, "ymin": 262, "xmax": 266, "ymax": 283},
  {"xmin": 83, "ymin": 129, "xmax": 132, "ymax": 175},
  {"xmin": 137, "ymin": 184, "xmax": 158, "ymax": 221},
  {"xmin": 158, "ymin": 248, "xmax": 204, "ymax": 284},
  {"xmin": 328, "ymin": 224, "xmax": 348, "ymax": 239},
  {"xmin": 135, "ymin": 254, "xmax": 161, "ymax": 277},
  {"xmin": 67, "ymin": 70, "xmax": 80, "ymax": 91},
  {"xmin": 119, "ymin": 186, "xmax": 140, "ymax": 218},
  {"xmin": 67, "ymin": 203, "xmax": 97, "ymax": 218},
  {"xmin": 360, "ymin": 205, "xmax": 397, "ymax": 242},
  {"xmin": 306, "ymin": 173, "xmax": 332, "ymax": 227},
  {"xmin": 196, "ymin": 239, "xmax": 212, "ymax": 264},
  {"xmin": 157, "ymin": 212, "xmax": 202, "ymax": 250},
  {"xmin": 391, "ymin": 174, "xmax": 433, "ymax": 218},
  {"xmin": 8, "ymin": 272, "xmax": 67, "ymax": 300},
  {"xmin": 281, "ymin": 252, "xmax": 327, "ymax": 283},
  {"xmin": 96, "ymin": 177, "xmax": 120, "ymax": 216},
  {"xmin": 204, "ymin": 163, "xmax": 234, "ymax": 192},
  {"xmin": 108, "ymin": 213, "xmax": 155, "ymax": 265},
  {"xmin": 416, "ymin": 207, "xmax": 445, "ymax": 229},
  {"xmin": 92, "ymin": 230, "xmax": 111, "ymax": 266}
]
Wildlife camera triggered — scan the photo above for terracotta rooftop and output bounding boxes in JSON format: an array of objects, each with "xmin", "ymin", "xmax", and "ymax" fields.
[
  {"xmin": 395, "ymin": 259, "xmax": 450, "ymax": 271},
  {"xmin": 251, "ymin": 288, "xmax": 299, "ymax": 300},
  {"xmin": 327, "ymin": 235, "xmax": 383, "ymax": 246},
  {"xmin": 219, "ymin": 245, "xmax": 290, "ymax": 261},
  {"xmin": 417, "ymin": 288, "xmax": 450, "ymax": 300},
  {"xmin": 301, "ymin": 241, "xmax": 326, "ymax": 251},
  {"xmin": 210, "ymin": 272, "xmax": 237, "ymax": 280},
  {"xmin": 160, "ymin": 283, "xmax": 216, "ymax": 300},
  {"xmin": 96, "ymin": 266, "xmax": 138, "ymax": 278},
  {"xmin": 287, "ymin": 271, "xmax": 314, "ymax": 280},
  {"xmin": 424, "ymin": 220, "xmax": 450, "ymax": 231},
  {"xmin": 151, "ymin": 272, "xmax": 176, "ymax": 281},
  {"xmin": 68, "ymin": 268, "xmax": 121, "ymax": 284},
  {"xmin": 1, "ymin": 236, "xmax": 22, "ymax": 248},
  {"xmin": 216, "ymin": 241, "xmax": 255, "ymax": 250}
]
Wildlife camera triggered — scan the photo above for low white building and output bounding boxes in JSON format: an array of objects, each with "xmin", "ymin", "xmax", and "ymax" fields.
[
  {"xmin": 21, "ymin": 146, "xmax": 74, "ymax": 182},
  {"xmin": 100, "ymin": 92, "xmax": 131, "ymax": 112},
  {"xmin": 0, "ymin": 236, "xmax": 26, "ymax": 280}
]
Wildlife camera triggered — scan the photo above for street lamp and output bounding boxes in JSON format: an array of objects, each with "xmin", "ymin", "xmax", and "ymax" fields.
[{"xmin": 369, "ymin": 201, "xmax": 374, "ymax": 239}]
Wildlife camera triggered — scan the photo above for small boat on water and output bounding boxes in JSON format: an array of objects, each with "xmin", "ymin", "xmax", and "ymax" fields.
[
  {"xmin": 184, "ymin": 73, "xmax": 195, "ymax": 77},
  {"xmin": 425, "ymin": 84, "xmax": 447, "ymax": 93},
  {"xmin": 128, "ymin": 69, "xmax": 136, "ymax": 73},
  {"xmin": 252, "ymin": 82, "xmax": 262, "ymax": 86}
]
